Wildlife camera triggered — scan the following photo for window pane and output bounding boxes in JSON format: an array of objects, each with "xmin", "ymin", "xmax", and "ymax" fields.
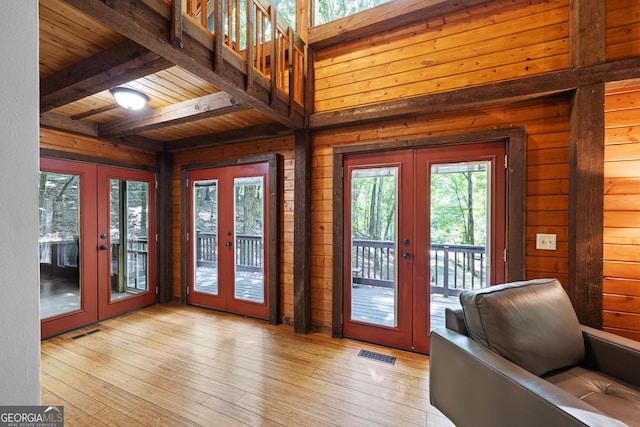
[
  {"xmin": 430, "ymin": 161, "xmax": 491, "ymax": 331},
  {"xmin": 110, "ymin": 179, "xmax": 150, "ymax": 302},
  {"xmin": 234, "ymin": 176, "xmax": 265, "ymax": 303},
  {"xmin": 350, "ymin": 167, "xmax": 398, "ymax": 327},
  {"xmin": 39, "ymin": 172, "xmax": 81, "ymax": 319},
  {"xmin": 314, "ymin": 0, "xmax": 390, "ymax": 26},
  {"xmin": 194, "ymin": 180, "xmax": 219, "ymax": 295}
]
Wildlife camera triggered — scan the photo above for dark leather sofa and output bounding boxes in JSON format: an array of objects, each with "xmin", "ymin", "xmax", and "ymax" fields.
[{"xmin": 429, "ymin": 278, "xmax": 640, "ymax": 427}]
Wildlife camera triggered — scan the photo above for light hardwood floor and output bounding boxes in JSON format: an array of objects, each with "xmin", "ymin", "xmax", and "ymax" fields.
[{"xmin": 41, "ymin": 304, "xmax": 454, "ymax": 426}]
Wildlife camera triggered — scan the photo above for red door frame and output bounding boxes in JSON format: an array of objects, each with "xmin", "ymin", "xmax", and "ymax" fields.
[
  {"xmin": 342, "ymin": 142, "xmax": 506, "ymax": 353},
  {"xmin": 40, "ymin": 158, "xmax": 98, "ymax": 338},
  {"xmin": 40, "ymin": 159, "xmax": 157, "ymax": 338},
  {"xmin": 97, "ymin": 166, "xmax": 157, "ymax": 320},
  {"xmin": 187, "ymin": 162, "xmax": 270, "ymax": 320},
  {"xmin": 343, "ymin": 151, "xmax": 415, "ymax": 349},
  {"xmin": 413, "ymin": 142, "xmax": 506, "ymax": 353}
]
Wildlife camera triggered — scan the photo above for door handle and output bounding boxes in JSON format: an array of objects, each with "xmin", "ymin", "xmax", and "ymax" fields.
[
  {"xmin": 403, "ymin": 252, "xmax": 411, "ymax": 260},
  {"xmin": 99, "ymin": 244, "xmax": 108, "ymax": 250},
  {"xmin": 225, "ymin": 241, "xmax": 232, "ymax": 247}
]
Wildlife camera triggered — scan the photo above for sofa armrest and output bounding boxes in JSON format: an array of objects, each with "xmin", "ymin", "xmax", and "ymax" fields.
[
  {"xmin": 444, "ymin": 307, "xmax": 467, "ymax": 335},
  {"xmin": 582, "ymin": 325, "xmax": 640, "ymax": 387},
  {"xmin": 429, "ymin": 328, "xmax": 626, "ymax": 427}
]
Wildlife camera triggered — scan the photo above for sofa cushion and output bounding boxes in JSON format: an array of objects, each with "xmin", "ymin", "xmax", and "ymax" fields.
[
  {"xmin": 545, "ymin": 366, "xmax": 640, "ymax": 426},
  {"xmin": 460, "ymin": 278, "xmax": 584, "ymax": 376}
]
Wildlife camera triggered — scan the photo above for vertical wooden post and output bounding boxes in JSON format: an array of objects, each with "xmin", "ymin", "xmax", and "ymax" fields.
[
  {"xmin": 287, "ymin": 27, "xmax": 294, "ymax": 118},
  {"xmin": 156, "ymin": 149, "xmax": 174, "ymax": 303},
  {"xmin": 214, "ymin": 0, "xmax": 224, "ymax": 71},
  {"xmin": 569, "ymin": 84, "xmax": 604, "ymax": 328},
  {"xmin": 567, "ymin": 0, "xmax": 606, "ymax": 327},
  {"xmin": 294, "ymin": 129, "xmax": 312, "ymax": 333},
  {"xmin": 569, "ymin": 0, "xmax": 606, "ymax": 68},
  {"xmin": 269, "ymin": 6, "xmax": 278, "ymax": 107},
  {"xmin": 296, "ymin": 0, "xmax": 309, "ymax": 42},
  {"xmin": 331, "ymin": 151, "xmax": 344, "ymax": 338},
  {"xmin": 246, "ymin": 0, "xmax": 255, "ymax": 93},
  {"xmin": 170, "ymin": 0, "xmax": 183, "ymax": 48}
]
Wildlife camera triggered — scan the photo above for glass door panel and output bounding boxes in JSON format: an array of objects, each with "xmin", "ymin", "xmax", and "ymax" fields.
[
  {"xmin": 39, "ymin": 172, "xmax": 82, "ymax": 319},
  {"xmin": 234, "ymin": 176, "xmax": 265, "ymax": 303},
  {"xmin": 109, "ymin": 179, "xmax": 150, "ymax": 302},
  {"xmin": 97, "ymin": 166, "xmax": 156, "ymax": 320},
  {"xmin": 193, "ymin": 180, "xmax": 219, "ymax": 295},
  {"xmin": 430, "ymin": 161, "xmax": 491, "ymax": 296},
  {"xmin": 349, "ymin": 167, "xmax": 398, "ymax": 327}
]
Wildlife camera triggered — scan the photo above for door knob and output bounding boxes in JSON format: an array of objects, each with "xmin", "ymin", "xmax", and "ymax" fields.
[
  {"xmin": 99, "ymin": 244, "xmax": 108, "ymax": 250},
  {"xmin": 403, "ymin": 252, "xmax": 411, "ymax": 260},
  {"xmin": 225, "ymin": 241, "xmax": 232, "ymax": 247}
]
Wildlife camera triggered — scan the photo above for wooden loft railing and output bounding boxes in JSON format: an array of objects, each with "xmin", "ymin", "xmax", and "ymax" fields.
[{"xmin": 175, "ymin": 0, "xmax": 306, "ymax": 117}]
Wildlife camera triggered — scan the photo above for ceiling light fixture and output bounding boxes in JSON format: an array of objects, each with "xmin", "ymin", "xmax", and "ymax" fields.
[{"xmin": 110, "ymin": 87, "xmax": 149, "ymax": 111}]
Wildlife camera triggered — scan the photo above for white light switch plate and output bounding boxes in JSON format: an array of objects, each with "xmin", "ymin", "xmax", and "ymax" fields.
[{"xmin": 536, "ymin": 233, "xmax": 557, "ymax": 250}]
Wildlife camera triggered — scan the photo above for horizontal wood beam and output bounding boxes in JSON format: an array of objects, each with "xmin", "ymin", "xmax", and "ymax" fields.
[
  {"xmin": 309, "ymin": 57, "xmax": 640, "ymax": 130},
  {"xmin": 63, "ymin": 0, "xmax": 304, "ymax": 129},
  {"xmin": 40, "ymin": 111, "xmax": 164, "ymax": 152},
  {"xmin": 309, "ymin": 0, "xmax": 490, "ymax": 49},
  {"xmin": 40, "ymin": 111, "xmax": 99, "ymax": 136},
  {"xmin": 40, "ymin": 39, "xmax": 171, "ymax": 112},
  {"xmin": 165, "ymin": 122, "xmax": 292, "ymax": 152},
  {"xmin": 98, "ymin": 92, "xmax": 250, "ymax": 138}
]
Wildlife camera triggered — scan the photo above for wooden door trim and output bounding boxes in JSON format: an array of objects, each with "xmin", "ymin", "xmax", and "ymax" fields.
[
  {"xmin": 181, "ymin": 154, "xmax": 282, "ymax": 324},
  {"xmin": 332, "ymin": 127, "xmax": 526, "ymax": 339}
]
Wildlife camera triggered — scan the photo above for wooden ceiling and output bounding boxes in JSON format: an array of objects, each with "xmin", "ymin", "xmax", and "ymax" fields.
[{"xmin": 39, "ymin": 0, "xmax": 300, "ymax": 153}]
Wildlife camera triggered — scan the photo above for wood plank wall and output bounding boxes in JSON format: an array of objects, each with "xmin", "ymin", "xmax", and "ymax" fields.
[
  {"xmin": 606, "ymin": 0, "xmax": 640, "ymax": 62},
  {"xmin": 313, "ymin": 0, "xmax": 569, "ymax": 113},
  {"xmin": 171, "ymin": 137, "xmax": 296, "ymax": 321},
  {"xmin": 604, "ymin": 84, "xmax": 640, "ymax": 341},
  {"xmin": 39, "ymin": 128, "xmax": 157, "ymax": 167},
  {"xmin": 310, "ymin": 97, "xmax": 571, "ymax": 327}
]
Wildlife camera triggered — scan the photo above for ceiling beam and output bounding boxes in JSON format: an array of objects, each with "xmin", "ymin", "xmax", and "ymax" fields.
[
  {"xmin": 40, "ymin": 111, "xmax": 164, "ymax": 152},
  {"xmin": 63, "ymin": 0, "xmax": 304, "ymax": 129},
  {"xmin": 40, "ymin": 111, "xmax": 99, "ymax": 136},
  {"xmin": 309, "ymin": 56, "xmax": 640, "ymax": 130},
  {"xmin": 165, "ymin": 122, "xmax": 292, "ymax": 152},
  {"xmin": 40, "ymin": 39, "xmax": 171, "ymax": 112},
  {"xmin": 98, "ymin": 92, "xmax": 250, "ymax": 138}
]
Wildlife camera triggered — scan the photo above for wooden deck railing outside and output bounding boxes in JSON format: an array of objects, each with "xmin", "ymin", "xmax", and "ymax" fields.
[
  {"xmin": 351, "ymin": 239, "xmax": 488, "ymax": 296},
  {"xmin": 196, "ymin": 232, "xmax": 263, "ymax": 272},
  {"xmin": 180, "ymin": 0, "xmax": 306, "ymax": 113},
  {"xmin": 39, "ymin": 239, "xmax": 149, "ymax": 290}
]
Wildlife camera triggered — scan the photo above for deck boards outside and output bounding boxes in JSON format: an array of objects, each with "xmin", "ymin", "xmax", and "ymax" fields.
[{"xmin": 41, "ymin": 266, "xmax": 460, "ymax": 330}]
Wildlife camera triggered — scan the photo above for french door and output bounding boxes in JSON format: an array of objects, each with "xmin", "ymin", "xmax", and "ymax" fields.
[
  {"xmin": 39, "ymin": 158, "xmax": 156, "ymax": 338},
  {"xmin": 343, "ymin": 142, "xmax": 505, "ymax": 352},
  {"xmin": 187, "ymin": 162, "xmax": 270, "ymax": 320}
]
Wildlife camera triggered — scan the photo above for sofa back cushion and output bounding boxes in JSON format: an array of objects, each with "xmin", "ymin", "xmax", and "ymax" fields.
[{"xmin": 460, "ymin": 278, "xmax": 584, "ymax": 376}]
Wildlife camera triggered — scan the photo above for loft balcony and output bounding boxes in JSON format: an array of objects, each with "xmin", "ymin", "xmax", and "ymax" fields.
[{"xmin": 39, "ymin": 0, "xmax": 306, "ymax": 152}]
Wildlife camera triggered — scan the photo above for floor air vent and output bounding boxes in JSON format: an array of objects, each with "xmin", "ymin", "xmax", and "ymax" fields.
[
  {"xmin": 70, "ymin": 328, "xmax": 102, "ymax": 340},
  {"xmin": 357, "ymin": 349, "xmax": 396, "ymax": 365}
]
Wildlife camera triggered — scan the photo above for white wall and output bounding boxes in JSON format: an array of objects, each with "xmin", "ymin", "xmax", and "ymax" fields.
[{"xmin": 0, "ymin": 2, "xmax": 41, "ymax": 403}]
